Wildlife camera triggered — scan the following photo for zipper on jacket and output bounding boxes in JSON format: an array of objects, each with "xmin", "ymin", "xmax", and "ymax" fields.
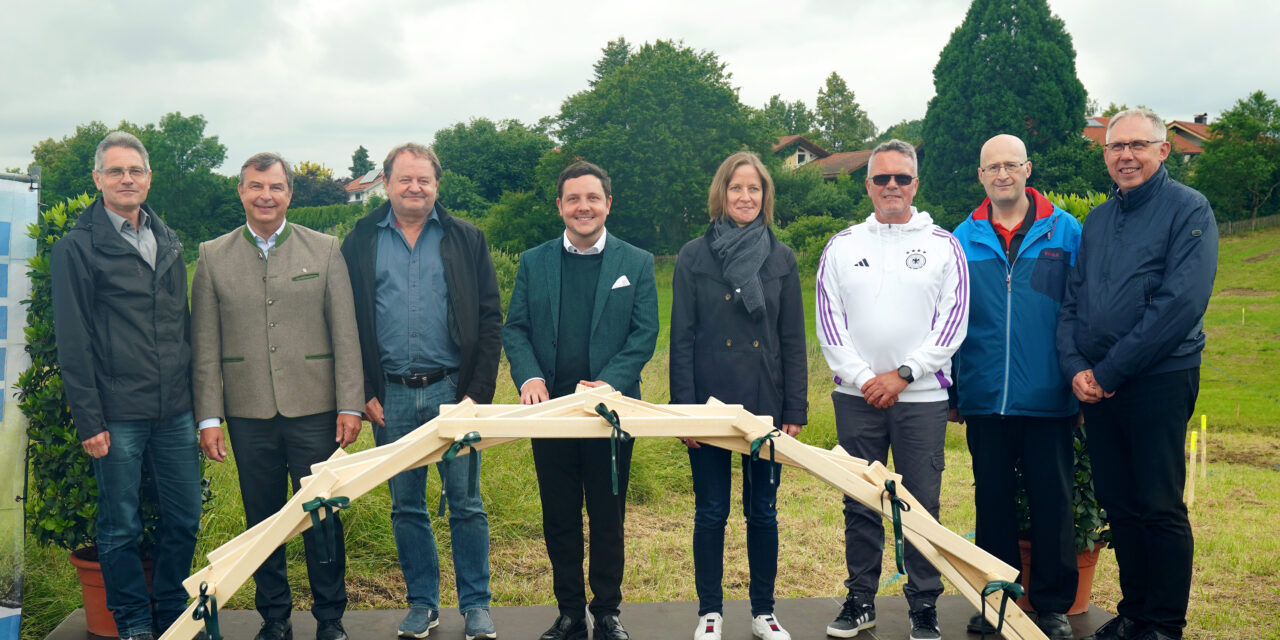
[{"xmin": 1001, "ymin": 265, "xmax": 1012, "ymax": 414}]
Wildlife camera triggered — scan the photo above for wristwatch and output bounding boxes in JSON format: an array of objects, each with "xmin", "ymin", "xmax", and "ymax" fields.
[{"xmin": 897, "ymin": 365, "xmax": 915, "ymax": 383}]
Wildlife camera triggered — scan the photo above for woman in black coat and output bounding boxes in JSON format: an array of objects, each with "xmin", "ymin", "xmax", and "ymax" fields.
[{"xmin": 670, "ymin": 151, "xmax": 808, "ymax": 640}]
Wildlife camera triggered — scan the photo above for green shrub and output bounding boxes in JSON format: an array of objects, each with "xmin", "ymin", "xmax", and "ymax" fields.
[
  {"xmin": 490, "ymin": 247, "xmax": 519, "ymax": 314},
  {"xmin": 1043, "ymin": 190, "xmax": 1108, "ymax": 224},
  {"xmin": 775, "ymin": 215, "xmax": 852, "ymax": 273},
  {"xmin": 288, "ymin": 203, "xmax": 363, "ymax": 234}
]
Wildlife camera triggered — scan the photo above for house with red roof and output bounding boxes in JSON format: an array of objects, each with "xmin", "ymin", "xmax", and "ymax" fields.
[{"xmin": 345, "ymin": 168, "xmax": 386, "ymax": 205}]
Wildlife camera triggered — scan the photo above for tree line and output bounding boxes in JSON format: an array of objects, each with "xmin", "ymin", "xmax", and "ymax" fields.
[{"xmin": 26, "ymin": 0, "xmax": 1280, "ymax": 257}]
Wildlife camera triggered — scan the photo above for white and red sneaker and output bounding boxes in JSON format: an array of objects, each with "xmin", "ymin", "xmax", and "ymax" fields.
[
  {"xmin": 694, "ymin": 612, "xmax": 722, "ymax": 640},
  {"xmin": 751, "ymin": 614, "xmax": 791, "ymax": 640}
]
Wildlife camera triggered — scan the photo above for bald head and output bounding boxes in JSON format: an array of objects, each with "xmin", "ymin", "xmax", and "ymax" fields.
[
  {"xmin": 978, "ymin": 134, "xmax": 1032, "ymax": 211},
  {"xmin": 980, "ymin": 134, "xmax": 1028, "ymax": 166}
]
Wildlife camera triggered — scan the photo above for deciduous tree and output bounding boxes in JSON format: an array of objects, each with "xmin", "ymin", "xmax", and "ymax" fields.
[
  {"xmin": 1194, "ymin": 90, "xmax": 1280, "ymax": 221},
  {"xmin": 555, "ymin": 39, "xmax": 759, "ymax": 252},
  {"xmin": 432, "ymin": 118, "xmax": 553, "ymax": 204}
]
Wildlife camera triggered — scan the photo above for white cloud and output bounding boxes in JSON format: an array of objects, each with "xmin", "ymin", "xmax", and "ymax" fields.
[{"xmin": 2, "ymin": 0, "xmax": 1275, "ymax": 176}]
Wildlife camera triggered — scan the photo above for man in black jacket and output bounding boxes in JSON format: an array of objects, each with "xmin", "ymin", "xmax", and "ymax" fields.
[
  {"xmin": 1058, "ymin": 109, "xmax": 1218, "ymax": 640},
  {"xmin": 51, "ymin": 131, "xmax": 202, "ymax": 640},
  {"xmin": 340, "ymin": 143, "xmax": 501, "ymax": 640}
]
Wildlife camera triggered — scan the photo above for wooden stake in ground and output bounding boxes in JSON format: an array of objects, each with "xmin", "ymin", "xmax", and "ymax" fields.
[
  {"xmin": 1200, "ymin": 414, "xmax": 1208, "ymax": 479},
  {"xmin": 1187, "ymin": 430, "xmax": 1198, "ymax": 508}
]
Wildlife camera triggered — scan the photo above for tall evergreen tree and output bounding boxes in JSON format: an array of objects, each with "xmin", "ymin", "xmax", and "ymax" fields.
[
  {"xmin": 922, "ymin": 0, "xmax": 1087, "ymax": 213},
  {"xmin": 349, "ymin": 145, "xmax": 374, "ymax": 178},
  {"xmin": 591, "ymin": 37, "xmax": 632, "ymax": 87},
  {"xmin": 815, "ymin": 72, "xmax": 876, "ymax": 152}
]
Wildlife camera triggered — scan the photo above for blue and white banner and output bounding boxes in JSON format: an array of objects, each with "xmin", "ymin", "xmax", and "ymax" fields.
[{"xmin": 0, "ymin": 173, "xmax": 38, "ymax": 640}]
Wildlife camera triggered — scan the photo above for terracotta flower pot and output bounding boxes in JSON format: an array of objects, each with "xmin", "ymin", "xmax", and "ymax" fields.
[
  {"xmin": 68, "ymin": 548, "xmax": 117, "ymax": 637},
  {"xmin": 1015, "ymin": 539, "xmax": 1107, "ymax": 615}
]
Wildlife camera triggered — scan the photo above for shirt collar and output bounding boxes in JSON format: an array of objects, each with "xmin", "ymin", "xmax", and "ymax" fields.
[
  {"xmin": 253, "ymin": 217, "xmax": 288, "ymax": 245},
  {"xmin": 563, "ymin": 228, "xmax": 608, "ymax": 255},
  {"xmin": 104, "ymin": 206, "xmax": 149, "ymax": 232}
]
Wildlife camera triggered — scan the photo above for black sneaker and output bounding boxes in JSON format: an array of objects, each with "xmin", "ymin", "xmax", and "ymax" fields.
[
  {"xmin": 827, "ymin": 592, "xmax": 875, "ymax": 638},
  {"xmin": 908, "ymin": 602, "xmax": 941, "ymax": 640}
]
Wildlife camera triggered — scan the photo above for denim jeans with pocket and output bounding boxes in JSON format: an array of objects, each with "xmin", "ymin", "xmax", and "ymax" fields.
[{"xmin": 377, "ymin": 375, "xmax": 491, "ymax": 612}]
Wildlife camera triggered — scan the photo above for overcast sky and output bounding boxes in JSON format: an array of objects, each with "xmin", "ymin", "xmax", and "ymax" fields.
[{"xmin": 2, "ymin": 0, "xmax": 1275, "ymax": 176}]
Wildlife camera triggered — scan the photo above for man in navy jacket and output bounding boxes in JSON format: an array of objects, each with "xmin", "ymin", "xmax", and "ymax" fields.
[
  {"xmin": 952, "ymin": 134, "xmax": 1081, "ymax": 640},
  {"xmin": 1058, "ymin": 109, "xmax": 1218, "ymax": 640}
]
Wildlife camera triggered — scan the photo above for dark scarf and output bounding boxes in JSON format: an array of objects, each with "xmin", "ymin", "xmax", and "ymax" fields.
[{"xmin": 709, "ymin": 215, "xmax": 770, "ymax": 319}]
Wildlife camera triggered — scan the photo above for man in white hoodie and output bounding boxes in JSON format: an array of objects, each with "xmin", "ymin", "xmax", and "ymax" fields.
[{"xmin": 818, "ymin": 139, "xmax": 969, "ymax": 640}]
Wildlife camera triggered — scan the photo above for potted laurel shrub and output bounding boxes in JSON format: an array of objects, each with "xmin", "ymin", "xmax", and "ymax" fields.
[
  {"xmin": 19, "ymin": 194, "xmax": 198, "ymax": 636},
  {"xmin": 1012, "ymin": 422, "xmax": 1111, "ymax": 615}
]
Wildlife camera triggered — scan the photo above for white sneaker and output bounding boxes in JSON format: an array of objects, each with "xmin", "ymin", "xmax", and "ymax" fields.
[
  {"xmin": 694, "ymin": 612, "xmax": 722, "ymax": 640},
  {"xmin": 751, "ymin": 614, "xmax": 791, "ymax": 640}
]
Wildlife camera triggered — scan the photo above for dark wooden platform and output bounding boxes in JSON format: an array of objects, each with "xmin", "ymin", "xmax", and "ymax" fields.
[{"xmin": 47, "ymin": 596, "xmax": 1112, "ymax": 639}]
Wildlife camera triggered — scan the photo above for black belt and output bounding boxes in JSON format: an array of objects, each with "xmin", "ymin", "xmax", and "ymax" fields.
[{"xmin": 385, "ymin": 369, "xmax": 456, "ymax": 388}]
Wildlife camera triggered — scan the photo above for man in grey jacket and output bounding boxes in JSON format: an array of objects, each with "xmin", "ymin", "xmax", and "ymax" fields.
[{"xmin": 51, "ymin": 131, "xmax": 202, "ymax": 640}]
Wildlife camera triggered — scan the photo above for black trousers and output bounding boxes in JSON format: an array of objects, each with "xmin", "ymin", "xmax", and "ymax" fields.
[
  {"xmin": 227, "ymin": 412, "xmax": 346, "ymax": 621},
  {"xmin": 1082, "ymin": 369, "xmax": 1198, "ymax": 638},
  {"xmin": 966, "ymin": 414, "xmax": 1077, "ymax": 614},
  {"xmin": 531, "ymin": 436, "xmax": 633, "ymax": 618}
]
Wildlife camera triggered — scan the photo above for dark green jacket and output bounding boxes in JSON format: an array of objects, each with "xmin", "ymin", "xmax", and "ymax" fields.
[{"xmin": 503, "ymin": 233, "xmax": 658, "ymax": 399}]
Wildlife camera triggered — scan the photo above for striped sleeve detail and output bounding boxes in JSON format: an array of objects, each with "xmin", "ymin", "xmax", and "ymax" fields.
[
  {"xmin": 816, "ymin": 228, "xmax": 854, "ymax": 346},
  {"xmin": 934, "ymin": 229, "xmax": 968, "ymax": 347}
]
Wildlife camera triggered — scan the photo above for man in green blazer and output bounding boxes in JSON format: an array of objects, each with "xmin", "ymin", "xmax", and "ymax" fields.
[
  {"xmin": 502, "ymin": 161, "xmax": 659, "ymax": 640},
  {"xmin": 192, "ymin": 152, "xmax": 363, "ymax": 640}
]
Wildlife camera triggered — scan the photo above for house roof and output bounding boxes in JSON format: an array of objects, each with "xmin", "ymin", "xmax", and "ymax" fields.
[
  {"xmin": 345, "ymin": 169, "xmax": 384, "ymax": 193},
  {"xmin": 808, "ymin": 150, "xmax": 873, "ymax": 179},
  {"xmin": 1083, "ymin": 116, "xmax": 1110, "ymax": 147},
  {"xmin": 1167, "ymin": 120, "xmax": 1210, "ymax": 154},
  {"xmin": 773, "ymin": 135, "xmax": 830, "ymax": 158}
]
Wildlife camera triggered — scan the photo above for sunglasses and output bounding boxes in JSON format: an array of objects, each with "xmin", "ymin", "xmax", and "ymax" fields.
[{"xmin": 870, "ymin": 173, "xmax": 915, "ymax": 187}]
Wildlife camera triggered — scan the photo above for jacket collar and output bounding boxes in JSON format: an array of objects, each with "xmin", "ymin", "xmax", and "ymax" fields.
[
  {"xmin": 241, "ymin": 219, "xmax": 292, "ymax": 249},
  {"xmin": 969, "ymin": 187, "xmax": 1054, "ymax": 223},
  {"xmin": 1112, "ymin": 165, "xmax": 1169, "ymax": 211},
  {"xmin": 79, "ymin": 197, "xmax": 179, "ymax": 274}
]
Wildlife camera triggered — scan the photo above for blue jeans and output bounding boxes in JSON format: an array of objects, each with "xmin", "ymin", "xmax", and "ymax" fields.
[
  {"xmin": 688, "ymin": 444, "xmax": 780, "ymax": 617},
  {"xmin": 91, "ymin": 411, "xmax": 202, "ymax": 637},
  {"xmin": 377, "ymin": 376, "xmax": 491, "ymax": 612}
]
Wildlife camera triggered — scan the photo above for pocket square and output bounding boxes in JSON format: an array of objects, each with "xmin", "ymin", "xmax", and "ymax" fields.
[{"xmin": 611, "ymin": 275, "xmax": 631, "ymax": 289}]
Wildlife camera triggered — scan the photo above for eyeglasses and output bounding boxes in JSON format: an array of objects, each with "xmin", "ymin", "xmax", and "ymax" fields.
[
  {"xmin": 981, "ymin": 161, "xmax": 1026, "ymax": 175},
  {"xmin": 99, "ymin": 167, "xmax": 149, "ymax": 180},
  {"xmin": 1104, "ymin": 140, "xmax": 1164, "ymax": 154},
  {"xmin": 870, "ymin": 173, "xmax": 915, "ymax": 187}
]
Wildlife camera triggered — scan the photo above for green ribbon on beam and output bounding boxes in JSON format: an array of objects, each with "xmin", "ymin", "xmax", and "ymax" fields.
[
  {"xmin": 978, "ymin": 579, "xmax": 1025, "ymax": 639},
  {"xmin": 192, "ymin": 581, "xmax": 222, "ymax": 640},
  {"xmin": 439, "ymin": 431, "xmax": 483, "ymax": 516},
  {"xmin": 746, "ymin": 429, "xmax": 782, "ymax": 519},
  {"xmin": 301, "ymin": 496, "xmax": 350, "ymax": 564},
  {"xmin": 880, "ymin": 479, "xmax": 911, "ymax": 575},
  {"xmin": 595, "ymin": 403, "xmax": 632, "ymax": 495}
]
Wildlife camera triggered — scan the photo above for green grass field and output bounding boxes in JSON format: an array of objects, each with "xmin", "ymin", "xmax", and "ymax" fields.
[{"xmin": 20, "ymin": 227, "xmax": 1280, "ymax": 640}]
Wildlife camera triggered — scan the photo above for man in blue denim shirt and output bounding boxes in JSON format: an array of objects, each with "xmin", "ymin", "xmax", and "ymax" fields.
[
  {"xmin": 51, "ymin": 131, "xmax": 202, "ymax": 640},
  {"xmin": 341, "ymin": 143, "xmax": 503, "ymax": 640}
]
